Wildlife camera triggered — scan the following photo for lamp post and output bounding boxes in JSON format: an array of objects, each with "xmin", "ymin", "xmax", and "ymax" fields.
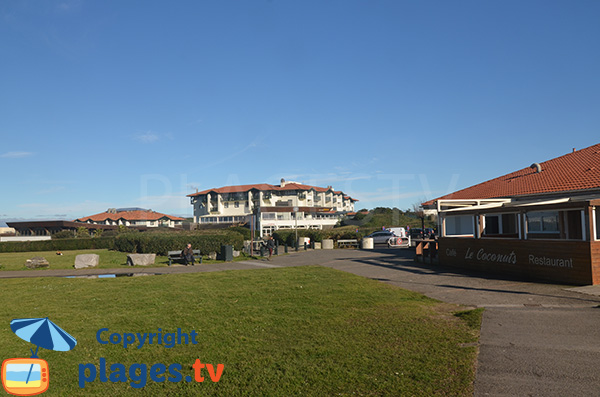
[{"xmin": 293, "ymin": 206, "xmax": 299, "ymax": 249}]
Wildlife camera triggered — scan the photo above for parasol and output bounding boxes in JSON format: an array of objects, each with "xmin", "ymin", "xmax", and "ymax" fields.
[
  {"xmin": 10, "ymin": 318, "xmax": 77, "ymax": 385},
  {"xmin": 10, "ymin": 318, "xmax": 77, "ymax": 358}
]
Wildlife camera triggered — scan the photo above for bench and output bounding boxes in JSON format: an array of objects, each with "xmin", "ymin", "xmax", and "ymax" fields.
[
  {"xmin": 167, "ymin": 250, "xmax": 202, "ymax": 266},
  {"xmin": 337, "ymin": 239, "xmax": 359, "ymax": 248}
]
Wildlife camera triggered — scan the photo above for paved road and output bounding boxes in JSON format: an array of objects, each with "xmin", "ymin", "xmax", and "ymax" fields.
[{"xmin": 3, "ymin": 248, "xmax": 600, "ymax": 396}]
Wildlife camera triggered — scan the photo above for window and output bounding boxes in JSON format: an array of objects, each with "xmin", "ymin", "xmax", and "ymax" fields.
[
  {"xmin": 593, "ymin": 207, "xmax": 600, "ymax": 240},
  {"xmin": 234, "ymin": 202, "xmax": 239, "ymax": 208},
  {"xmin": 527, "ymin": 211, "xmax": 559, "ymax": 233},
  {"xmin": 262, "ymin": 213, "xmax": 275, "ymax": 220},
  {"xmin": 224, "ymin": 202, "xmax": 229, "ymax": 208},
  {"xmin": 445, "ymin": 215, "xmax": 474, "ymax": 236},
  {"xmin": 484, "ymin": 215, "xmax": 500, "ymax": 235},
  {"xmin": 483, "ymin": 213, "xmax": 518, "ymax": 236},
  {"xmin": 564, "ymin": 210, "xmax": 583, "ymax": 240}
]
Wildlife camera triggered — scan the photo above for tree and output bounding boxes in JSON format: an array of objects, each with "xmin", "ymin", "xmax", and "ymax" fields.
[
  {"xmin": 412, "ymin": 201, "xmax": 426, "ymax": 235},
  {"xmin": 52, "ymin": 230, "xmax": 74, "ymax": 239},
  {"xmin": 76, "ymin": 226, "xmax": 90, "ymax": 238}
]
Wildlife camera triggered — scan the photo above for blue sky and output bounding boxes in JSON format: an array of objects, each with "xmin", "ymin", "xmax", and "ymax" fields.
[{"xmin": 1, "ymin": 0, "xmax": 599, "ymax": 224}]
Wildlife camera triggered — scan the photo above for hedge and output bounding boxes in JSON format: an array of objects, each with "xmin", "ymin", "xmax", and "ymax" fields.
[
  {"xmin": 113, "ymin": 232, "xmax": 244, "ymax": 256},
  {"xmin": 271, "ymin": 229, "xmax": 365, "ymax": 246},
  {"xmin": 0, "ymin": 238, "xmax": 115, "ymax": 253}
]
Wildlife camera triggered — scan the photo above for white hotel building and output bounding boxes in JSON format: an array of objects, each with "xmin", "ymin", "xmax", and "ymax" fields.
[{"xmin": 188, "ymin": 179, "xmax": 358, "ymax": 236}]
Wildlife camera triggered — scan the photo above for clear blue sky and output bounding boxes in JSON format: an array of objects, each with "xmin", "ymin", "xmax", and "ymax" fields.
[{"xmin": 1, "ymin": 0, "xmax": 599, "ymax": 224}]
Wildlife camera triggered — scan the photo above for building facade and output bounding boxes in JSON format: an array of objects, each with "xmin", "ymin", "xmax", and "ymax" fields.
[
  {"xmin": 188, "ymin": 179, "xmax": 357, "ymax": 236},
  {"xmin": 75, "ymin": 208, "xmax": 184, "ymax": 228},
  {"xmin": 423, "ymin": 144, "xmax": 600, "ymax": 285},
  {"xmin": 6, "ymin": 220, "xmax": 119, "ymax": 238}
]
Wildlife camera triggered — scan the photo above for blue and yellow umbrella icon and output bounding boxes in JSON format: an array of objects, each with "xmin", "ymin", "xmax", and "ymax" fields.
[{"xmin": 10, "ymin": 318, "xmax": 77, "ymax": 358}]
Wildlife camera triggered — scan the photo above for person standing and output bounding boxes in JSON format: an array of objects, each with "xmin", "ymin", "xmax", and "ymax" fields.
[
  {"xmin": 266, "ymin": 236, "xmax": 275, "ymax": 260},
  {"xmin": 182, "ymin": 243, "xmax": 195, "ymax": 266}
]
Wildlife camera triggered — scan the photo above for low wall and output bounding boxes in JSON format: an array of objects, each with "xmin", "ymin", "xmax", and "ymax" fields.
[
  {"xmin": 438, "ymin": 237, "xmax": 596, "ymax": 285},
  {"xmin": 0, "ymin": 236, "xmax": 52, "ymax": 242}
]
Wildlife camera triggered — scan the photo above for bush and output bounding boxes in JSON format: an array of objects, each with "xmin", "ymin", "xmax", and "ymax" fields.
[
  {"xmin": 0, "ymin": 238, "xmax": 115, "ymax": 253},
  {"xmin": 52, "ymin": 230, "xmax": 75, "ymax": 239},
  {"xmin": 272, "ymin": 229, "xmax": 325, "ymax": 246},
  {"xmin": 113, "ymin": 231, "xmax": 244, "ymax": 256},
  {"xmin": 76, "ymin": 226, "xmax": 91, "ymax": 238},
  {"xmin": 227, "ymin": 226, "xmax": 251, "ymax": 240}
]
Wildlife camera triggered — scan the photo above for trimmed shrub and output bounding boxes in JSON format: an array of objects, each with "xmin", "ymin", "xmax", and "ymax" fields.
[
  {"xmin": 0, "ymin": 238, "xmax": 115, "ymax": 253},
  {"xmin": 227, "ymin": 226, "xmax": 251, "ymax": 240},
  {"xmin": 272, "ymin": 229, "xmax": 325, "ymax": 246},
  {"xmin": 113, "ymin": 231, "xmax": 244, "ymax": 256}
]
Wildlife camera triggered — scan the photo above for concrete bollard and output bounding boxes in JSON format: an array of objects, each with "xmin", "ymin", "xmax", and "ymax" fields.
[
  {"xmin": 322, "ymin": 239, "xmax": 334, "ymax": 249},
  {"xmin": 362, "ymin": 238, "xmax": 374, "ymax": 250}
]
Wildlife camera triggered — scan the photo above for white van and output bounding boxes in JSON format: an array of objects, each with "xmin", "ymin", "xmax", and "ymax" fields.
[{"xmin": 386, "ymin": 227, "xmax": 407, "ymax": 238}]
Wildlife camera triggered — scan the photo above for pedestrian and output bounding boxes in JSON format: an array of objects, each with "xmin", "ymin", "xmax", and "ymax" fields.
[
  {"xmin": 266, "ymin": 236, "xmax": 275, "ymax": 260},
  {"xmin": 182, "ymin": 243, "xmax": 195, "ymax": 266}
]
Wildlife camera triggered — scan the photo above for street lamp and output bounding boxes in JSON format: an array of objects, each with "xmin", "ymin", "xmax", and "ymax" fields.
[{"xmin": 293, "ymin": 206, "xmax": 299, "ymax": 249}]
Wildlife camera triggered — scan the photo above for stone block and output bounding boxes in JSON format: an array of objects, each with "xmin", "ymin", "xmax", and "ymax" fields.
[
  {"xmin": 26, "ymin": 257, "xmax": 49, "ymax": 269},
  {"xmin": 127, "ymin": 253, "xmax": 156, "ymax": 266},
  {"xmin": 322, "ymin": 239, "xmax": 334, "ymax": 249},
  {"xmin": 74, "ymin": 254, "xmax": 99, "ymax": 269}
]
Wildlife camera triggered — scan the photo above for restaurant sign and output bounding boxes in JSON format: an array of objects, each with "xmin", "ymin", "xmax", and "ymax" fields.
[{"xmin": 444, "ymin": 247, "xmax": 574, "ymax": 269}]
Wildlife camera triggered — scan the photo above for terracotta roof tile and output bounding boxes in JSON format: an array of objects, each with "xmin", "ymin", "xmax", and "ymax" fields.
[
  {"xmin": 75, "ymin": 210, "xmax": 184, "ymax": 222},
  {"xmin": 426, "ymin": 143, "xmax": 600, "ymax": 205},
  {"xmin": 188, "ymin": 182, "xmax": 357, "ymax": 200}
]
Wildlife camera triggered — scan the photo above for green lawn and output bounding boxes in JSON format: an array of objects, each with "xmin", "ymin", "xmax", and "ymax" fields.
[
  {"xmin": 0, "ymin": 249, "xmax": 260, "ymax": 271},
  {"xmin": 0, "ymin": 266, "xmax": 480, "ymax": 396}
]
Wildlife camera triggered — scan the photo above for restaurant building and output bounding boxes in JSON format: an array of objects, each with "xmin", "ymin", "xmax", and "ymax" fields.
[{"xmin": 423, "ymin": 143, "xmax": 600, "ymax": 285}]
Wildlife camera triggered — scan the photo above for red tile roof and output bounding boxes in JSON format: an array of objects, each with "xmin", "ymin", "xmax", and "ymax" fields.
[
  {"xmin": 188, "ymin": 182, "xmax": 358, "ymax": 200},
  {"xmin": 425, "ymin": 143, "xmax": 600, "ymax": 205},
  {"xmin": 75, "ymin": 209, "xmax": 184, "ymax": 222}
]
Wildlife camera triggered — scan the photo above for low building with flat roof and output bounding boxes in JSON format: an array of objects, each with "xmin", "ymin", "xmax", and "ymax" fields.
[
  {"xmin": 7, "ymin": 208, "xmax": 184, "ymax": 239},
  {"xmin": 423, "ymin": 143, "xmax": 600, "ymax": 285}
]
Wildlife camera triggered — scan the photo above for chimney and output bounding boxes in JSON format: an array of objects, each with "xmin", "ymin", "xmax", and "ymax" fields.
[
  {"xmin": 573, "ymin": 148, "xmax": 576, "ymax": 153},
  {"xmin": 280, "ymin": 178, "xmax": 286, "ymax": 187},
  {"xmin": 530, "ymin": 163, "xmax": 542, "ymax": 173}
]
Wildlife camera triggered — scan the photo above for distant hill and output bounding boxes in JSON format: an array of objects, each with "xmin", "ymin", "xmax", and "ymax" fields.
[{"xmin": 341, "ymin": 207, "xmax": 436, "ymax": 230}]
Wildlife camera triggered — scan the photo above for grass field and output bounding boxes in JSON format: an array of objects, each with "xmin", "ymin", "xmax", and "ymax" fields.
[
  {"xmin": 0, "ymin": 249, "xmax": 259, "ymax": 271},
  {"xmin": 0, "ymin": 249, "xmax": 133, "ymax": 270},
  {"xmin": 0, "ymin": 266, "xmax": 480, "ymax": 396}
]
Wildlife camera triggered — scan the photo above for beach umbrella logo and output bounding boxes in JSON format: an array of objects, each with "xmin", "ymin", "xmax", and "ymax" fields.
[{"xmin": 2, "ymin": 318, "xmax": 77, "ymax": 396}]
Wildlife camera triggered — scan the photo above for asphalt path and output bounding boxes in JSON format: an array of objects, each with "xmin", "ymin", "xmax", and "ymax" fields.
[{"xmin": 3, "ymin": 248, "xmax": 600, "ymax": 396}]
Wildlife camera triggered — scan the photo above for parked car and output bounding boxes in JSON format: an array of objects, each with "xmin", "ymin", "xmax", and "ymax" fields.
[
  {"xmin": 423, "ymin": 228, "xmax": 435, "ymax": 239},
  {"xmin": 408, "ymin": 228, "xmax": 423, "ymax": 239},
  {"xmin": 365, "ymin": 231, "xmax": 397, "ymax": 244}
]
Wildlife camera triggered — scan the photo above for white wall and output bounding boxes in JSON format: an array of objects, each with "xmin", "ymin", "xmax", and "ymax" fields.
[{"xmin": 0, "ymin": 236, "xmax": 52, "ymax": 242}]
